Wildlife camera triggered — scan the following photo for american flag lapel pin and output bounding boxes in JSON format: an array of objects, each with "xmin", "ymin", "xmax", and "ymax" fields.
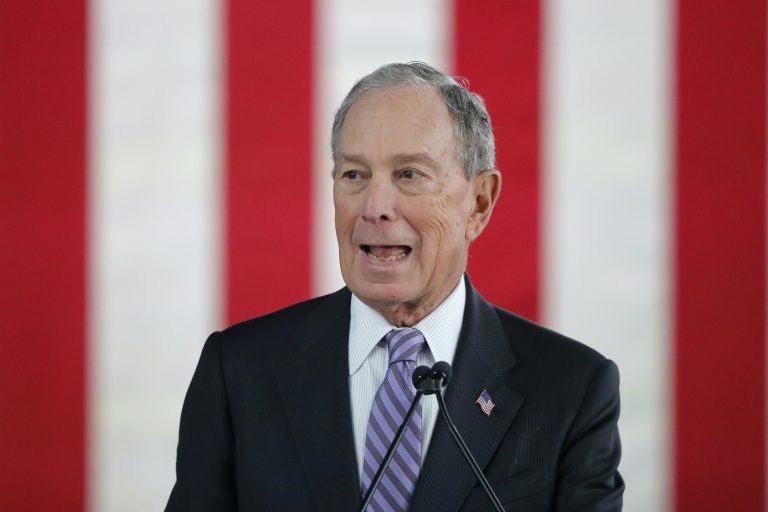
[{"xmin": 475, "ymin": 389, "xmax": 496, "ymax": 416}]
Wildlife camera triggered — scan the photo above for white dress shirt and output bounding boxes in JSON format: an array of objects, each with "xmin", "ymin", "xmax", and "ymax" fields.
[{"xmin": 348, "ymin": 278, "xmax": 466, "ymax": 480}]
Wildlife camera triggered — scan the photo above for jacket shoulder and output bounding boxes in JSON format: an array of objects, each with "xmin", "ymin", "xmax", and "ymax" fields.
[
  {"xmin": 492, "ymin": 305, "xmax": 613, "ymax": 379},
  {"xmin": 211, "ymin": 288, "xmax": 351, "ymax": 369}
]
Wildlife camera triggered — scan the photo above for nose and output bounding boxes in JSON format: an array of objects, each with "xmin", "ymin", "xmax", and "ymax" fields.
[{"xmin": 361, "ymin": 176, "xmax": 396, "ymax": 223}]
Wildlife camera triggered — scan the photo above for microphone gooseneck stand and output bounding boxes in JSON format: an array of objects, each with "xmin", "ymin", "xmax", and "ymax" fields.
[
  {"xmin": 433, "ymin": 386, "xmax": 506, "ymax": 512},
  {"xmin": 428, "ymin": 361, "xmax": 505, "ymax": 512},
  {"xmin": 359, "ymin": 362, "xmax": 506, "ymax": 512}
]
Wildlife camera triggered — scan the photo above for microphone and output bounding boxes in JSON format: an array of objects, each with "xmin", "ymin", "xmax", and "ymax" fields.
[
  {"xmin": 432, "ymin": 361, "xmax": 506, "ymax": 512},
  {"xmin": 415, "ymin": 361, "xmax": 451, "ymax": 395},
  {"xmin": 430, "ymin": 361, "xmax": 452, "ymax": 387},
  {"xmin": 412, "ymin": 364, "xmax": 433, "ymax": 390},
  {"xmin": 358, "ymin": 365, "xmax": 431, "ymax": 512}
]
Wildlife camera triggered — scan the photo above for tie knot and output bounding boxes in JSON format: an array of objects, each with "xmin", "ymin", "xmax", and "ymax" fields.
[{"xmin": 385, "ymin": 328, "xmax": 425, "ymax": 364}]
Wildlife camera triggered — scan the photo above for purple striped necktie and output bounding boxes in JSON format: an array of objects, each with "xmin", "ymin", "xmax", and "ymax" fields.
[{"xmin": 361, "ymin": 328, "xmax": 426, "ymax": 512}]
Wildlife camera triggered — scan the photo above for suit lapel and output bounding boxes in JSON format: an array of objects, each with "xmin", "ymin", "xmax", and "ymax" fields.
[
  {"xmin": 275, "ymin": 289, "xmax": 362, "ymax": 511},
  {"xmin": 411, "ymin": 279, "xmax": 524, "ymax": 512}
]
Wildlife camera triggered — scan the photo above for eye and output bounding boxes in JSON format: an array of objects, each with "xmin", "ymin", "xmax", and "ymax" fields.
[
  {"xmin": 399, "ymin": 169, "xmax": 417, "ymax": 179},
  {"xmin": 340, "ymin": 169, "xmax": 361, "ymax": 180}
]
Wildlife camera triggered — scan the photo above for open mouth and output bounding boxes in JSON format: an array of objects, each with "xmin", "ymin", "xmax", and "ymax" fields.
[{"xmin": 360, "ymin": 244, "xmax": 412, "ymax": 262}]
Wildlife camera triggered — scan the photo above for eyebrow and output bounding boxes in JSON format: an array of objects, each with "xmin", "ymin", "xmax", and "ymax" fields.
[{"xmin": 338, "ymin": 152, "xmax": 440, "ymax": 168}]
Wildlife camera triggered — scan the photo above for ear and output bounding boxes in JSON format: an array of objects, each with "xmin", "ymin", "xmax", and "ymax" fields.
[{"xmin": 465, "ymin": 170, "xmax": 501, "ymax": 242}]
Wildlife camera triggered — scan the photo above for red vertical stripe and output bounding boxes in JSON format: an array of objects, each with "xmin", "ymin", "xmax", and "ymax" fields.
[
  {"xmin": 225, "ymin": 0, "xmax": 314, "ymax": 323},
  {"xmin": 674, "ymin": 1, "xmax": 767, "ymax": 510},
  {"xmin": 0, "ymin": 2, "xmax": 87, "ymax": 510},
  {"xmin": 453, "ymin": 0, "xmax": 541, "ymax": 321}
]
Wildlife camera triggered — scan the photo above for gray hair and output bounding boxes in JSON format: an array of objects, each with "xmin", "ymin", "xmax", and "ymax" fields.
[{"xmin": 331, "ymin": 62, "xmax": 496, "ymax": 179}]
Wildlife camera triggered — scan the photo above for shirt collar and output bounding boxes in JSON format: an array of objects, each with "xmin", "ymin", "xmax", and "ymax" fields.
[{"xmin": 348, "ymin": 277, "xmax": 466, "ymax": 375}]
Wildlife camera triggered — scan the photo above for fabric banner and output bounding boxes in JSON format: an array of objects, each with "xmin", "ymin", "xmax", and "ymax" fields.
[{"xmin": 1, "ymin": 0, "xmax": 765, "ymax": 510}]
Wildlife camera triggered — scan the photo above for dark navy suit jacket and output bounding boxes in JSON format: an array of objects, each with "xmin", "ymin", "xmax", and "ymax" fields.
[{"xmin": 166, "ymin": 277, "xmax": 624, "ymax": 511}]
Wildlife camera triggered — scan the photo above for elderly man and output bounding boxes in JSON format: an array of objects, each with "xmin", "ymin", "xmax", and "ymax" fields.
[{"xmin": 166, "ymin": 62, "xmax": 624, "ymax": 512}]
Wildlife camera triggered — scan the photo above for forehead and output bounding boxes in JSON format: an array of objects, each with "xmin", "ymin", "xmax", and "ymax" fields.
[{"xmin": 338, "ymin": 85, "xmax": 459, "ymax": 162}]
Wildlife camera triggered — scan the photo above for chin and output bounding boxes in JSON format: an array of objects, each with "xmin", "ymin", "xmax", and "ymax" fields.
[{"xmin": 349, "ymin": 278, "xmax": 414, "ymax": 308}]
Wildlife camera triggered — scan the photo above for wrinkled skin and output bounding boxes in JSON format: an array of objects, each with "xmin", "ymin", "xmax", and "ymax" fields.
[{"xmin": 333, "ymin": 85, "xmax": 501, "ymax": 326}]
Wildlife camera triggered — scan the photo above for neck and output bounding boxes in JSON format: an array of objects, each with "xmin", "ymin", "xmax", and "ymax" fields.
[{"xmin": 369, "ymin": 275, "xmax": 464, "ymax": 327}]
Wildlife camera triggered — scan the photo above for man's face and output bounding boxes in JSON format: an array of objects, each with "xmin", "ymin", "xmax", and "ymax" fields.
[{"xmin": 333, "ymin": 85, "xmax": 498, "ymax": 325}]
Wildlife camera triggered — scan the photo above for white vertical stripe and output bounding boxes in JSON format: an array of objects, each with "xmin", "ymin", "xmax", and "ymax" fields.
[
  {"xmin": 312, "ymin": 0, "xmax": 450, "ymax": 296},
  {"xmin": 543, "ymin": 1, "xmax": 671, "ymax": 510},
  {"xmin": 89, "ymin": 1, "xmax": 222, "ymax": 510}
]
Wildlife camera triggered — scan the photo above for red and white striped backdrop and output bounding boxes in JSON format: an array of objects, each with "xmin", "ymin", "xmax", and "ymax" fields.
[{"xmin": 1, "ymin": 1, "xmax": 766, "ymax": 511}]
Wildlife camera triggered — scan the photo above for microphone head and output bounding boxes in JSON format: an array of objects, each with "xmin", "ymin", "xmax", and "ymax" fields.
[
  {"xmin": 431, "ymin": 361, "xmax": 452, "ymax": 387},
  {"xmin": 412, "ymin": 365, "xmax": 432, "ymax": 389}
]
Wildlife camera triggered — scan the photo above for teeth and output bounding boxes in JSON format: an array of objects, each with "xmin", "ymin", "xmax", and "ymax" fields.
[
  {"xmin": 367, "ymin": 251, "xmax": 408, "ymax": 262},
  {"xmin": 361, "ymin": 245, "xmax": 409, "ymax": 262}
]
